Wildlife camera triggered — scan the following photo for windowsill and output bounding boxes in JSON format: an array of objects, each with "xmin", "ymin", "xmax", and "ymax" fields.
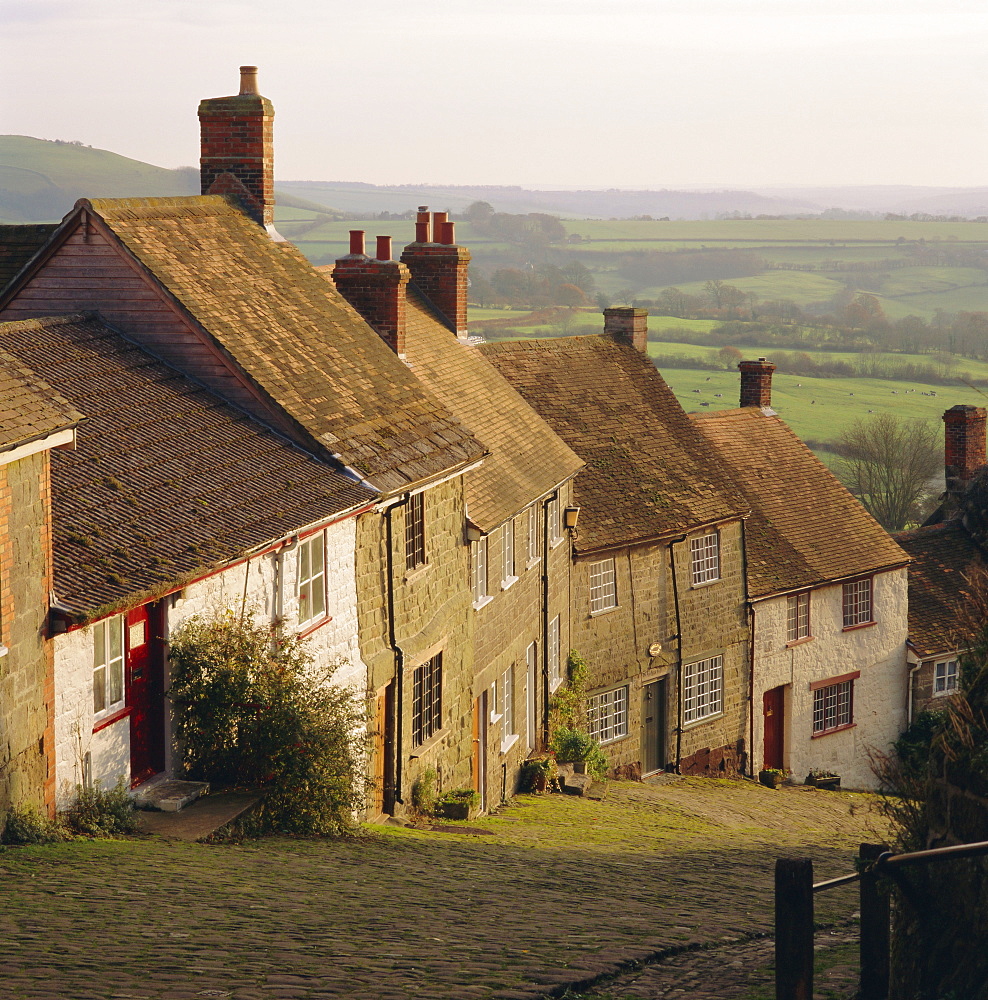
[
  {"xmin": 409, "ymin": 726, "xmax": 448, "ymax": 759},
  {"xmin": 526, "ymin": 556, "xmax": 541, "ymax": 571},
  {"xmin": 786, "ymin": 636, "xmax": 814, "ymax": 649},
  {"xmin": 500, "ymin": 733, "xmax": 520, "ymax": 755},
  {"xmin": 403, "ymin": 563, "xmax": 429, "ymax": 585},
  {"xmin": 550, "ymin": 535, "xmax": 565, "ymax": 549},
  {"xmin": 683, "ymin": 710, "xmax": 725, "ymax": 730},
  {"xmin": 298, "ymin": 614, "xmax": 333, "ymax": 640},
  {"xmin": 842, "ymin": 620, "xmax": 875, "ymax": 633},
  {"xmin": 811, "ymin": 722, "xmax": 856, "ymax": 739},
  {"xmin": 598, "ymin": 732, "xmax": 631, "ymax": 746},
  {"xmin": 93, "ymin": 705, "xmax": 131, "ymax": 734},
  {"xmin": 501, "ymin": 575, "xmax": 519, "ymax": 592},
  {"xmin": 691, "ymin": 578, "xmax": 721, "ymax": 590},
  {"xmin": 489, "ymin": 711, "xmax": 503, "ymax": 726},
  {"xmin": 549, "ymin": 677, "xmax": 563, "ymax": 694},
  {"xmin": 472, "ymin": 595, "xmax": 494, "ymax": 611},
  {"xmin": 933, "ymin": 689, "xmax": 958, "ymax": 698},
  {"xmin": 590, "ymin": 604, "xmax": 619, "ymax": 618}
]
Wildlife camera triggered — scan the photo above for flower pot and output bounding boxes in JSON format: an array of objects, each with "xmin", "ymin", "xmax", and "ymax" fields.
[
  {"xmin": 759, "ymin": 769, "xmax": 785, "ymax": 789},
  {"xmin": 806, "ymin": 773, "xmax": 841, "ymax": 790}
]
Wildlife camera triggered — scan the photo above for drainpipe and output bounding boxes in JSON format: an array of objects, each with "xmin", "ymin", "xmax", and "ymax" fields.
[
  {"xmin": 668, "ymin": 535, "xmax": 686, "ymax": 774},
  {"xmin": 740, "ymin": 517, "xmax": 754, "ymax": 778},
  {"xmin": 907, "ymin": 657, "xmax": 922, "ymax": 726},
  {"xmin": 385, "ymin": 496, "xmax": 410, "ymax": 806}
]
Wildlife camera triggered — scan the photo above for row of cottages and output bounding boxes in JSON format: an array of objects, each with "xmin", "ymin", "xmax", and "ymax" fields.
[{"xmin": 0, "ymin": 66, "xmax": 917, "ymax": 820}]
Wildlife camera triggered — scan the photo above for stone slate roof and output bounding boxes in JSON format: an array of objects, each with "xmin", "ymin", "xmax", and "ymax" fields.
[
  {"xmin": 692, "ymin": 406, "xmax": 909, "ymax": 599},
  {"xmin": 84, "ymin": 196, "xmax": 483, "ymax": 493},
  {"xmin": 480, "ymin": 335, "xmax": 746, "ymax": 552},
  {"xmin": 894, "ymin": 521, "xmax": 980, "ymax": 658},
  {"xmin": 0, "ymin": 351, "xmax": 82, "ymax": 453},
  {"xmin": 401, "ymin": 291, "xmax": 583, "ymax": 531},
  {"xmin": 0, "ymin": 225, "xmax": 57, "ymax": 295},
  {"xmin": 0, "ymin": 314, "xmax": 374, "ymax": 620}
]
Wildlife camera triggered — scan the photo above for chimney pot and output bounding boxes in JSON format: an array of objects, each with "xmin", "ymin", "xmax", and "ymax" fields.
[
  {"xmin": 376, "ymin": 236, "xmax": 392, "ymax": 261},
  {"xmin": 239, "ymin": 66, "xmax": 259, "ymax": 95},
  {"xmin": 738, "ymin": 358, "xmax": 776, "ymax": 408},
  {"xmin": 943, "ymin": 404, "xmax": 987, "ymax": 494},
  {"xmin": 439, "ymin": 221, "xmax": 455, "ymax": 245},
  {"xmin": 349, "ymin": 230, "xmax": 366, "ymax": 255}
]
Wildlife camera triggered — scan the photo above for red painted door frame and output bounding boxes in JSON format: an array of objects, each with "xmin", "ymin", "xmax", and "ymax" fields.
[
  {"xmin": 127, "ymin": 601, "xmax": 166, "ymax": 786},
  {"xmin": 762, "ymin": 685, "xmax": 786, "ymax": 771}
]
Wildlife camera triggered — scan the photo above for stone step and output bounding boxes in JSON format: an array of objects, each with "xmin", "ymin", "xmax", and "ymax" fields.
[
  {"xmin": 132, "ymin": 777, "xmax": 210, "ymax": 813},
  {"xmin": 137, "ymin": 790, "xmax": 263, "ymax": 842}
]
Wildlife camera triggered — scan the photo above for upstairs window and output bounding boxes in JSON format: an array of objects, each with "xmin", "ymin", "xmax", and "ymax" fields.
[
  {"xmin": 298, "ymin": 533, "xmax": 327, "ymax": 626},
  {"xmin": 412, "ymin": 653, "xmax": 442, "ymax": 746},
  {"xmin": 471, "ymin": 536, "xmax": 489, "ymax": 607},
  {"xmin": 501, "ymin": 665, "xmax": 516, "ymax": 748},
  {"xmin": 690, "ymin": 532, "xmax": 720, "ymax": 586},
  {"xmin": 589, "ymin": 558, "xmax": 617, "ymax": 614},
  {"xmin": 548, "ymin": 615, "xmax": 562, "ymax": 691},
  {"xmin": 527, "ymin": 505, "xmax": 541, "ymax": 564},
  {"xmin": 548, "ymin": 497, "xmax": 563, "ymax": 547},
  {"xmin": 934, "ymin": 659, "xmax": 959, "ymax": 696},
  {"xmin": 93, "ymin": 615, "xmax": 125, "ymax": 718},
  {"xmin": 842, "ymin": 578, "xmax": 873, "ymax": 628},
  {"xmin": 787, "ymin": 591, "xmax": 810, "ymax": 642},
  {"xmin": 405, "ymin": 492, "xmax": 426, "ymax": 570},
  {"xmin": 500, "ymin": 520, "xmax": 516, "ymax": 587}
]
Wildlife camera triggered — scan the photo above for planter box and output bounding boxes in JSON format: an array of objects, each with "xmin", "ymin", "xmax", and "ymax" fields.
[
  {"xmin": 759, "ymin": 770, "xmax": 785, "ymax": 789},
  {"xmin": 806, "ymin": 774, "xmax": 841, "ymax": 790},
  {"xmin": 435, "ymin": 793, "xmax": 479, "ymax": 820}
]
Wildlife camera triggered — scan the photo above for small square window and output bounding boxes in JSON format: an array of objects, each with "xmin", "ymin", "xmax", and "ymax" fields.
[
  {"xmin": 934, "ymin": 659, "xmax": 958, "ymax": 696},
  {"xmin": 589, "ymin": 558, "xmax": 617, "ymax": 614},
  {"xmin": 787, "ymin": 592, "xmax": 810, "ymax": 642},
  {"xmin": 842, "ymin": 579, "xmax": 873, "ymax": 628},
  {"xmin": 690, "ymin": 533, "xmax": 720, "ymax": 586}
]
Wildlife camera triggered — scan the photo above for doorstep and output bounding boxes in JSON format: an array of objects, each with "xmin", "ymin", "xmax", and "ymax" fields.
[{"xmin": 137, "ymin": 790, "xmax": 263, "ymax": 842}]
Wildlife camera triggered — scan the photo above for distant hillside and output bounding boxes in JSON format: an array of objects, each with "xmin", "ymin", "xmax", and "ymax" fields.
[{"xmin": 0, "ymin": 136, "xmax": 343, "ymax": 223}]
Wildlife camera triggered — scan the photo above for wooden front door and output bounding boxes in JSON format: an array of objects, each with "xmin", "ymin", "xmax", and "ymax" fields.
[
  {"xmin": 763, "ymin": 686, "xmax": 786, "ymax": 770},
  {"xmin": 643, "ymin": 679, "xmax": 667, "ymax": 774},
  {"xmin": 128, "ymin": 602, "xmax": 165, "ymax": 786},
  {"xmin": 473, "ymin": 691, "xmax": 488, "ymax": 813},
  {"xmin": 379, "ymin": 681, "xmax": 396, "ymax": 815}
]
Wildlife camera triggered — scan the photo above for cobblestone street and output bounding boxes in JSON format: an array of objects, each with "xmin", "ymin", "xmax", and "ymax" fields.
[{"xmin": 0, "ymin": 777, "xmax": 886, "ymax": 999}]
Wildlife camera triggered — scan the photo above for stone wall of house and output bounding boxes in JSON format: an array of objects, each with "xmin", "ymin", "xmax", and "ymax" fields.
[
  {"xmin": 750, "ymin": 567, "xmax": 908, "ymax": 790},
  {"xmin": 0, "ymin": 452, "xmax": 55, "ymax": 822},
  {"xmin": 355, "ymin": 477, "xmax": 475, "ymax": 815},
  {"xmin": 53, "ymin": 516, "xmax": 366, "ymax": 810},
  {"xmin": 472, "ymin": 483, "xmax": 574, "ymax": 804},
  {"xmin": 910, "ymin": 653, "xmax": 959, "ymax": 719}
]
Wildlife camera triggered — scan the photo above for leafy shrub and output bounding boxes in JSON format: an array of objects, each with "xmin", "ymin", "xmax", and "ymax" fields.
[
  {"xmin": 549, "ymin": 650, "xmax": 589, "ymax": 731},
  {"xmin": 410, "ymin": 768, "xmax": 438, "ymax": 815},
  {"xmin": 168, "ymin": 609, "xmax": 367, "ymax": 835},
  {"xmin": 0, "ymin": 805, "xmax": 69, "ymax": 845},
  {"xmin": 67, "ymin": 779, "xmax": 138, "ymax": 837},
  {"xmin": 549, "ymin": 726, "xmax": 609, "ymax": 779}
]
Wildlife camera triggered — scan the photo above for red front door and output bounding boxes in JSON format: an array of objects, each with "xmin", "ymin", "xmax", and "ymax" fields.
[
  {"xmin": 762, "ymin": 686, "xmax": 786, "ymax": 771},
  {"xmin": 127, "ymin": 602, "xmax": 165, "ymax": 786}
]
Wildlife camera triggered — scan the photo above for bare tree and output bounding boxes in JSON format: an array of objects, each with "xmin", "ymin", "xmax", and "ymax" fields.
[{"xmin": 834, "ymin": 414, "xmax": 942, "ymax": 531}]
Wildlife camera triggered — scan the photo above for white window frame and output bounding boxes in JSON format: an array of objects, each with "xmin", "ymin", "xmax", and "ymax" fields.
[
  {"xmin": 297, "ymin": 532, "xmax": 327, "ymax": 627},
  {"xmin": 548, "ymin": 615, "xmax": 562, "ymax": 692},
  {"xmin": 548, "ymin": 497, "xmax": 563, "ymax": 547},
  {"xmin": 786, "ymin": 591, "xmax": 810, "ymax": 643},
  {"xmin": 489, "ymin": 678, "xmax": 502, "ymax": 725},
  {"xmin": 411, "ymin": 653, "xmax": 443, "ymax": 747},
  {"xmin": 93, "ymin": 614, "xmax": 125, "ymax": 719},
  {"xmin": 501, "ymin": 665, "xmax": 518, "ymax": 752},
  {"xmin": 842, "ymin": 578, "xmax": 873, "ymax": 628},
  {"xmin": 589, "ymin": 558, "xmax": 618, "ymax": 615},
  {"xmin": 471, "ymin": 536, "xmax": 491, "ymax": 608},
  {"xmin": 934, "ymin": 658, "xmax": 959, "ymax": 696},
  {"xmin": 500, "ymin": 519, "xmax": 517, "ymax": 589},
  {"xmin": 683, "ymin": 655, "xmax": 724, "ymax": 725},
  {"xmin": 812, "ymin": 679, "xmax": 854, "ymax": 734},
  {"xmin": 526, "ymin": 504, "xmax": 541, "ymax": 566},
  {"xmin": 690, "ymin": 532, "xmax": 720, "ymax": 586},
  {"xmin": 587, "ymin": 686, "xmax": 629, "ymax": 744}
]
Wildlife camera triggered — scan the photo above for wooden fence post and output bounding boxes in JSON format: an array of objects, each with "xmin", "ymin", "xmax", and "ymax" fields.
[
  {"xmin": 859, "ymin": 842, "xmax": 890, "ymax": 1000},
  {"xmin": 776, "ymin": 857, "xmax": 814, "ymax": 1000}
]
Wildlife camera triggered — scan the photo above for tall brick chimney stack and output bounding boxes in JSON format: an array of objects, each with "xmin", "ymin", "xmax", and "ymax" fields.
[
  {"xmin": 603, "ymin": 307, "xmax": 648, "ymax": 353},
  {"xmin": 199, "ymin": 66, "xmax": 275, "ymax": 228},
  {"xmin": 401, "ymin": 208, "xmax": 470, "ymax": 338},
  {"xmin": 332, "ymin": 231, "xmax": 410, "ymax": 355},
  {"xmin": 943, "ymin": 404, "xmax": 987, "ymax": 494},
  {"xmin": 738, "ymin": 358, "xmax": 776, "ymax": 408}
]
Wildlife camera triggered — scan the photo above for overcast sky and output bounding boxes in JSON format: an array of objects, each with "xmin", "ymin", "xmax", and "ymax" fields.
[{"xmin": 4, "ymin": 0, "xmax": 988, "ymax": 189}]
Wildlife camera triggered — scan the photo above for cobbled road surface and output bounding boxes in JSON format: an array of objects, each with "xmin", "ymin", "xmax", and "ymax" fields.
[{"xmin": 0, "ymin": 777, "xmax": 888, "ymax": 1000}]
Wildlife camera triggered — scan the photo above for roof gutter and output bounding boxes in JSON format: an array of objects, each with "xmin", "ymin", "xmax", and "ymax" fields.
[
  {"xmin": 746, "ymin": 559, "xmax": 912, "ymax": 605},
  {"xmin": 574, "ymin": 513, "xmax": 747, "ymax": 559}
]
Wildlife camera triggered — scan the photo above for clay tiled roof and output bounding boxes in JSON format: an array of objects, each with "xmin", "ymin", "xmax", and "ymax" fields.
[
  {"xmin": 401, "ymin": 292, "xmax": 582, "ymax": 531},
  {"xmin": 85, "ymin": 196, "xmax": 483, "ymax": 493},
  {"xmin": 0, "ymin": 351, "xmax": 82, "ymax": 453},
  {"xmin": 480, "ymin": 335, "xmax": 745, "ymax": 552},
  {"xmin": 692, "ymin": 406, "xmax": 909, "ymax": 598},
  {"xmin": 895, "ymin": 521, "xmax": 981, "ymax": 658},
  {"xmin": 0, "ymin": 314, "xmax": 374, "ymax": 620},
  {"xmin": 0, "ymin": 225, "xmax": 57, "ymax": 294}
]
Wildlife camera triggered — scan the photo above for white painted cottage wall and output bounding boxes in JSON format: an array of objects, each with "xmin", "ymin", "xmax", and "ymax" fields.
[
  {"xmin": 53, "ymin": 517, "xmax": 366, "ymax": 810},
  {"xmin": 751, "ymin": 567, "xmax": 908, "ymax": 791}
]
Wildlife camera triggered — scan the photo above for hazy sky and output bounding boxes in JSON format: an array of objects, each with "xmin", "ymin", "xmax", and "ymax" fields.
[{"xmin": 4, "ymin": 0, "xmax": 988, "ymax": 189}]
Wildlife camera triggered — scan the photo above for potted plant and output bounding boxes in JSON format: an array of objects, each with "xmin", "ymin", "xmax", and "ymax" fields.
[
  {"xmin": 758, "ymin": 767, "xmax": 788, "ymax": 789},
  {"xmin": 519, "ymin": 754, "xmax": 558, "ymax": 793},
  {"xmin": 806, "ymin": 769, "xmax": 841, "ymax": 790},
  {"xmin": 434, "ymin": 788, "xmax": 480, "ymax": 820}
]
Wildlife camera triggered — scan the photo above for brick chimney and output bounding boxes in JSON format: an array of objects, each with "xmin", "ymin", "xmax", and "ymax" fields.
[
  {"xmin": 603, "ymin": 307, "xmax": 648, "ymax": 353},
  {"xmin": 944, "ymin": 404, "xmax": 987, "ymax": 493},
  {"xmin": 332, "ymin": 230, "xmax": 410, "ymax": 355},
  {"xmin": 199, "ymin": 66, "xmax": 275, "ymax": 228},
  {"xmin": 738, "ymin": 358, "xmax": 776, "ymax": 408},
  {"xmin": 400, "ymin": 208, "xmax": 470, "ymax": 337}
]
